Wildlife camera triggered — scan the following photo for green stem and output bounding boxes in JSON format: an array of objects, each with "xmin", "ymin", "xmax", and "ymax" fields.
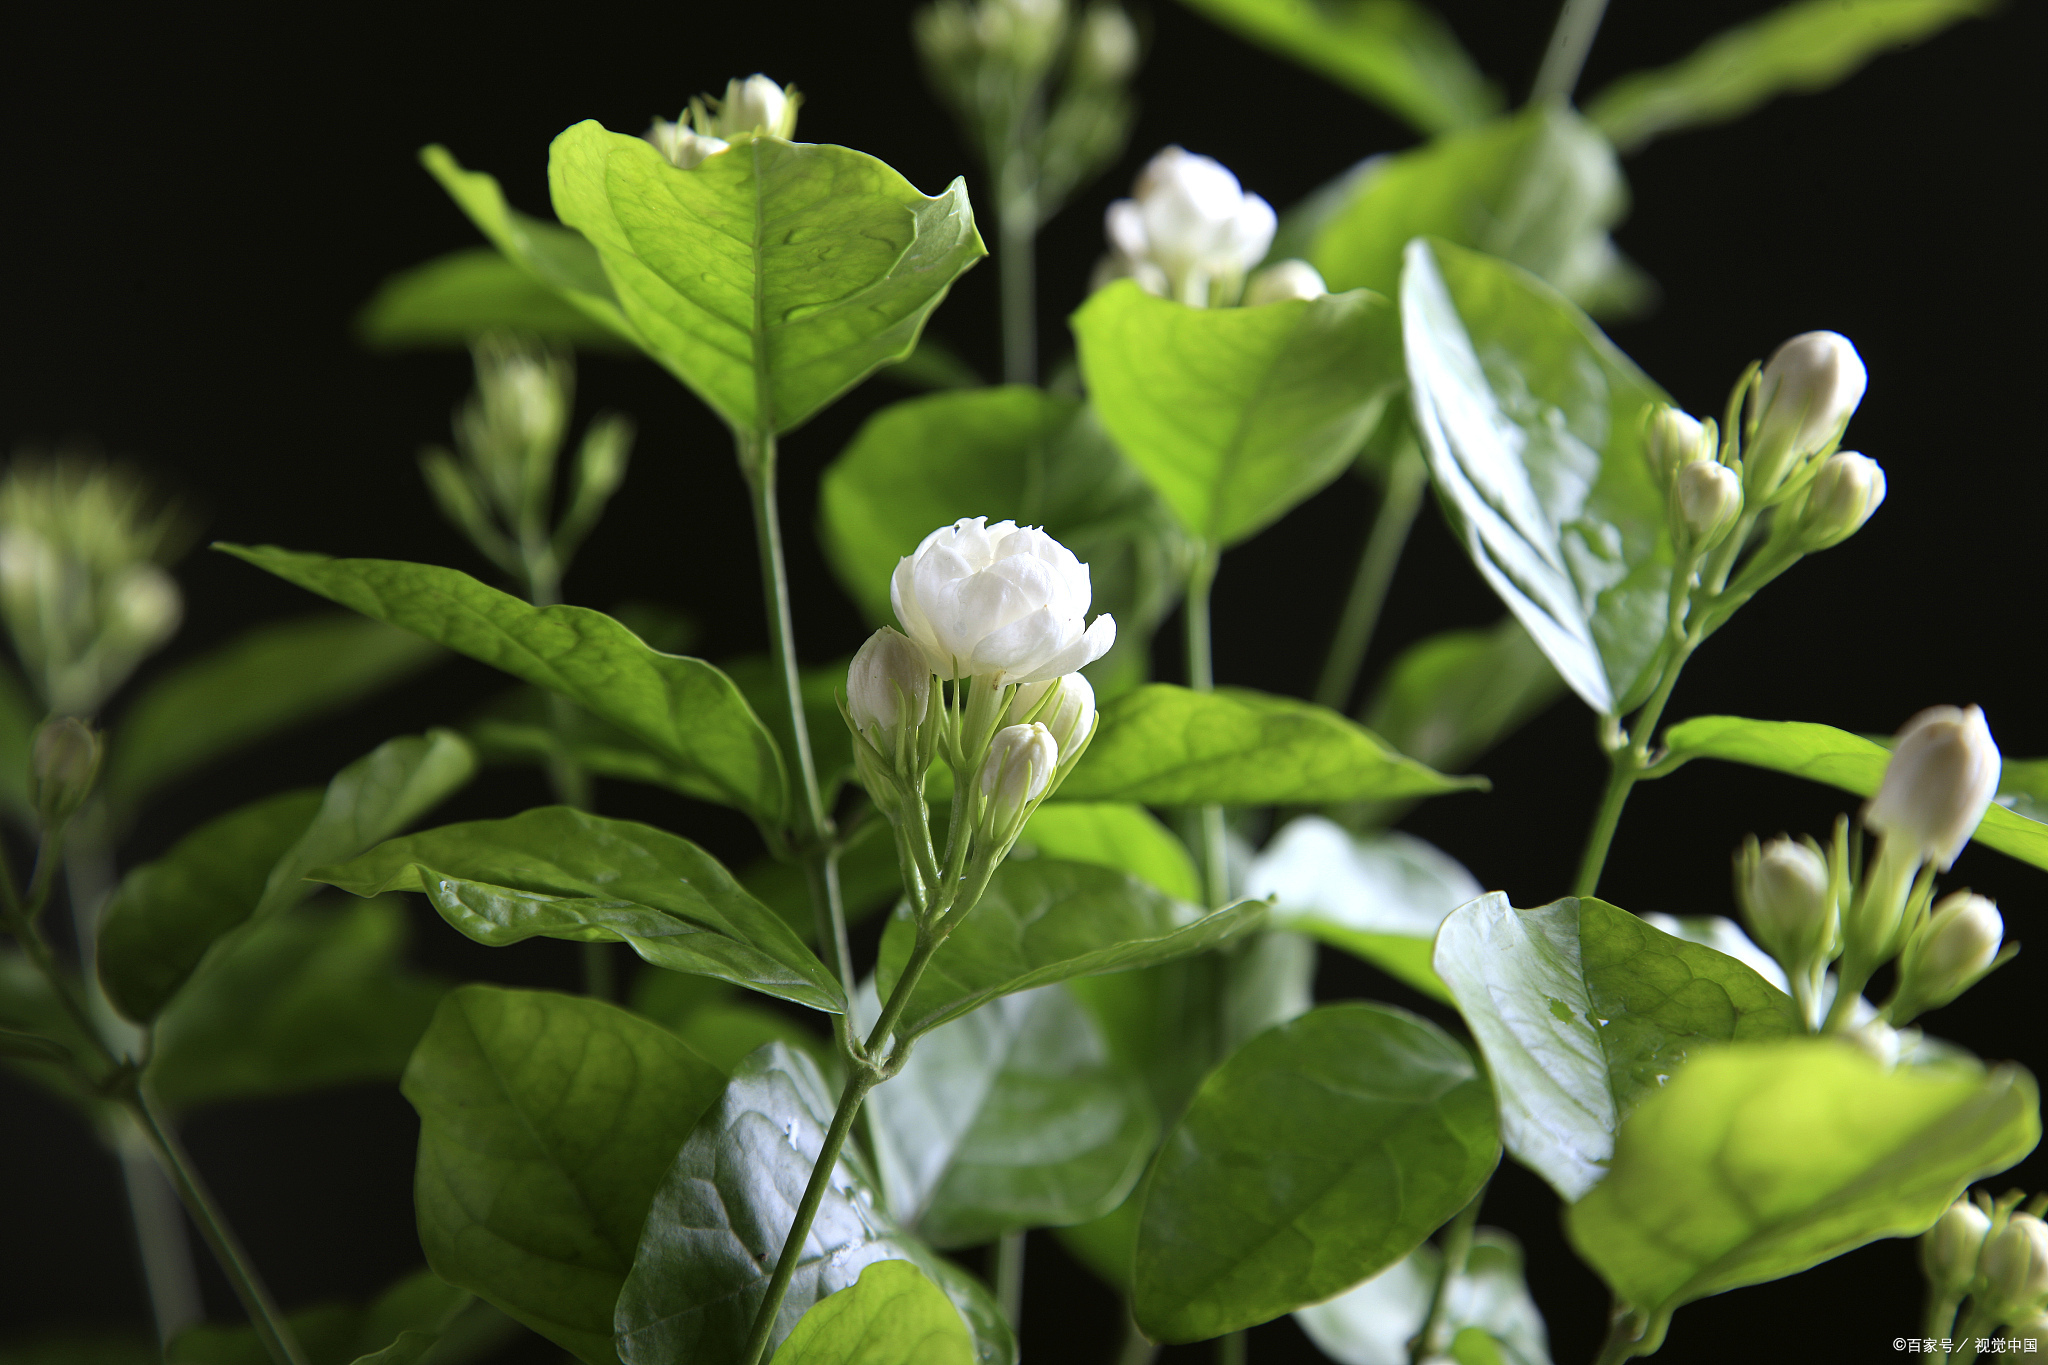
[
  {"xmin": 1591, "ymin": 1307, "xmax": 1646, "ymax": 1365},
  {"xmin": 1572, "ymin": 629, "xmax": 1698, "ymax": 898},
  {"xmin": 1116, "ymin": 1312, "xmax": 1158, "ymax": 1365},
  {"xmin": 1184, "ymin": 549, "xmax": 1229, "ymax": 905},
  {"xmin": 1530, "ymin": 0, "xmax": 1612, "ymax": 105},
  {"xmin": 994, "ymin": 1230, "xmax": 1026, "ymax": 1329},
  {"xmin": 1216, "ymin": 1331, "xmax": 1247, "ymax": 1365},
  {"xmin": 1411, "ymin": 1182, "xmax": 1487, "ymax": 1363},
  {"xmin": 1923, "ymin": 1290, "xmax": 1960, "ymax": 1346},
  {"xmin": 1314, "ymin": 446, "xmax": 1426, "ymax": 713},
  {"xmin": 998, "ymin": 201, "xmax": 1037, "ymax": 387}
]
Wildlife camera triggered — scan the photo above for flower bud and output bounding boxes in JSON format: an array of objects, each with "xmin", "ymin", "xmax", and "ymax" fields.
[
  {"xmin": 848, "ymin": 628, "xmax": 934, "ymax": 749},
  {"xmin": 1736, "ymin": 835, "xmax": 1835, "ymax": 968},
  {"xmin": 1981, "ymin": 1213, "xmax": 2048, "ymax": 1319},
  {"xmin": 1842, "ymin": 1018, "xmax": 1900, "ymax": 1069},
  {"xmin": 1072, "ymin": 4, "xmax": 1139, "ymax": 83},
  {"xmin": 1746, "ymin": 331, "xmax": 1867, "ymax": 499},
  {"xmin": 1794, "ymin": 451, "xmax": 1885, "ymax": 550},
  {"xmin": 107, "ymin": 564, "xmax": 182, "ymax": 650},
  {"xmin": 28, "ymin": 716, "xmax": 103, "ymax": 830},
  {"xmin": 1103, "ymin": 146, "xmax": 1275, "ymax": 307},
  {"xmin": 1242, "ymin": 259, "xmax": 1327, "ymax": 306},
  {"xmin": 1004, "ymin": 672, "xmax": 1096, "ymax": 756},
  {"xmin": 1921, "ymin": 1198, "xmax": 1992, "ymax": 1296},
  {"xmin": 978, "ymin": 722, "xmax": 1059, "ymax": 836},
  {"xmin": 1644, "ymin": 405, "xmax": 1715, "ymax": 486},
  {"xmin": 1895, "ymin": 891, "xmax": 2005, "ymax": 1018},
  {"xmin": 1674, "ymin": 460, "xmax": 1742, "ymax": 550},
  {"xmin": 717, "ymin": 75, "xmax": 800, "ymax": 139},
  {"xmin": 891, "ymin": 517, "xmax": 1116, "ymax": 684},
  {"xmin": 645, "ymin": 118, "xmax": 729, "ymax": 169},
  {"xmin": 1863, "ymin": 705, "xmax": 2001, "ymax": 871}
]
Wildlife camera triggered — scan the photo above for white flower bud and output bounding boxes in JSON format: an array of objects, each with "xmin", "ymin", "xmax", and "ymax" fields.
[
  {"xmin": 108, "ymin": 564, "xmax": 182, "ymax": 650},
  {"xmin": 1674, "ymin": 460, "xmax": 1743, "ymax": 549},
  {"xmin": 1863, "ymin": 705, "xmax": 2001, "ymax": 871},
  {"xmin": 1004, "ymin": 672, "xmax": 1096, "ymax": 756},
  {"xmin": 1103, "ymin": 147, "xmax": 1275, "ymax": 307},
  {"xmin": 645, "ymin": 118, "xmax": 729, "ymax": 169},
  {"xmin": 1242, "ymin": 259, "xmax": 1327, "ymax": 306},
  {"xmin": 1982, "ymin": 1214, "xmax": 2048, "ymax": 1318},
  {"xmin": 1644, "ymin": 405, "xmax": 1715, "ymax": 486},
  {"xmin": 890, "ymin": 517, "xmax": 1116, "ymax": 685},
  {"xmin": 1795, "ymin": 451, "xmax": 1885, "ymax": 550},
  {"xmin": 718, "ymin": 75, "xmax": 799, "ymax": 139},
  {"xmin": 1746, "ymin": 331, "xmax": 1867, "ymax": 498},
  {"xmin": 1896, "ymin": 891, "xmax": 2004, "ymax": 1017},
  {"xmin": 1737, "ymin": 835, "xmax": 1834, "ymax": 966},
  {"xmin": 979, "ymin": 722, "xmax": 1059, "ymax": 832},
  {"xmin": 1072, "ymin": 4, "xmax": 1140, "ymax": 83},
  {"xmin": 1922, "ymin": 1198, "xmax": 1992, "ymax": 1295},
  {"xmin": 848, "ymin": 627, "xmax": 933, "ymax": 741}
]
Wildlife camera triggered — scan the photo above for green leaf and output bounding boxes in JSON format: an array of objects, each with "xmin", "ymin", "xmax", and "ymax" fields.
[
  {"xmin": 96, "ymin": 790, "xmax": 322, "ymax": 1022},
  {"xmin": 1294, "ymin": 1227, "xmax": 1552, "ymax": 1365},
  {"xmin": 147, "ymin": 899, "xmax": 445, "ymax": 1111},
  {"xmin": 875, "ymin": 858, "xmax": 1265, "ymax": 1037},
  {"xmin": 165, "ymin": 1269, "xmax": 473, "ymax": 1365},
  {"xmin": 549, "ymin": 123, "xmax": 985, "ymax": 435},
  {"xmin": 357, "ymin": 246, "xmax": 640, "ymax": 352},
  {"xmin": 1058, "ymin": 683, "xmax": 1483, "ymax": 806},
  {"xmin": 1656, "ymin": 715, "xmax": 2048, "ymax": 873},
  {"xmin": 1566, "ymin": 1041, "xmax": 2038, "ymax": 1334},
  {"xmin": 615, "ymin": 1043, "xmax": 1015, "ymax": 1365},
  {"xmin": 219, "ymin": 547, "xmax": 786, "ymax": 824},
  {"xmin": 1072, "ymin": 282, "xmax": 1400, "ymax": 548},
  {"xmin": 770, "ymin": 1260, "xmax": 975, "ymax": 1365},
  {"xmin": 106, "ymin": 615, "xmax": 444, "ymax": 815},
  {"xmin": 1585, "ymin": 0, "xmax": 1992, "ymax": 154},
  {"xmin": 0, "ymin": 950, "xmax": 108, "ymax": 1102},
  {"xmin": 1432, "ymin": 894, "xmax": 1801, "ymax": 1202},
  {"xmin": 0, "ymin": 1026, "xmax": 71, "ymax": 1064},
  {"xmin": 1310, "ymin": 106, "xmax": 1637, "ymax": 314},
  {"xmin": 317, "ymin": 806, "xmax": 844, "ymax": 1012},
  {"xmin": 1402, "ymin": 238, "xmax": 1673, "ymax": 717},
  {"xmin": 1249, "ymin": 817, "xmax": 1481, "ymax": 1004},
  {"xmin": 1133, "ymin": 1003, "xmax": 1500, "ymax": 1341},
  {"xmin": 629, "ymin": 970, "xmax": 825, "ymax": 1073},
  {"xmin": 866, "ymin": 984, "xmax": 1157, "ymax": 1247},
  {"xmin": 1017, "ymin": 802, "xmax": 1200, "ymax": 903},
  {"xmin": 820, "ymin": 386, "xmax": 1192, "ymax": 696},
  {"xmin": 403, "ymin": 985, "xmax": 725, "ymax": 1365},
  {"xmin": 881, "ymin": 336, "xmax": 984, "ymax": 391},
  {"xmin": 1177, "ymin": 0, "xmax": 1498, "ymax": 134},
  {"xmin": 1363, "ymin": 617, "xmax": 1565, "ymax": 775}
]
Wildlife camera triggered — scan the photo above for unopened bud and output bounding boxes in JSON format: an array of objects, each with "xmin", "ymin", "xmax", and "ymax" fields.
[
  {"xmin": 1922, "ymin": 1198, "xmax": 1992, "ymax": 1295},
  {"xmin": 28, "ymin": 716, "xmax": 102, "ymax": 830},
  {"xmin": 645, "ymin": 118, "xmax": 729, "ymax": 169},
  {"xmin": 1982, "ymin": 1214, "xmax": 2048, "ymax": 1319},
  {"xmin": 719, "ymin": 75, "xmax": 799, "ymax": 139},
  {"xmin": 1072, "ymin": 4, "xmax": 1139, "ymax": 83},
  {"xmin": 1242, "ymin": 259, "xmax": 1327, "ymax": 306},
  {"xmin": 1795, "ymin": 452, "xmax": 1885, "ymax": 550},
  {"xmin": 1746, "ymin": 331, "xmax": 1867, "ymax": 499},
  {"xmin": 1843, "ymin": 1018, "xmax": 1900, "ymax": 1069},
  {"xmin": 1895, "ymin": 891, "xmax": 2005, "ymax": 1018},
  {"xmin": 1863, "ymin": 705, "xmax": 2001, "ymax": 871},
  {"xmin": 1004, "ymin": 672, "xmax": 1096, "ymax": 757},
  {"xmin": 848, "ymin": 628, "xmax": 934, "ymax": 750},
  {"xmin": 1736, "ymin": 835, "xmax": 1834, "ymax": 967},
  {"xmin": 1674, "ymin": 460, "xmax": 1743, "ymax": 550},
  {"xmin": 978, "ymin": 722, "xmax": 1058, "ymax": 836},
  {"xmin": 1644, "ymin": 405, "xmax": 1715, "ymax": 486}
]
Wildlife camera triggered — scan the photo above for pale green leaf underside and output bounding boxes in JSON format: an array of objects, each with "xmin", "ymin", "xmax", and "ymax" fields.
[{"xmin": 357, "ymin": 246, "xmax": 639, "ymax": 351}]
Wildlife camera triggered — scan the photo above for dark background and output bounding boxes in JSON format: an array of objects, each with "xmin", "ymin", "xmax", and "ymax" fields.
[{"xmin": 3, "ymin": 1, "xmax": 2043, "ymax": 1361}]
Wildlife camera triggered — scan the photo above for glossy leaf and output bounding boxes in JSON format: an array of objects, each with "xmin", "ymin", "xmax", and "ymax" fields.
[
  {"xmin": 819, "ymin": 386, "xmax": 1191, "ymax": 695},
  {"xmin": 1294, "ymin": 1228, "xmax": 1551, "ymax": 1365},
  {"xmin": 1656, "ymin": 715, "xmax": 2048, "ymax": 872},
  {"xmin": 219, "ymin": 547, "xmax": 786, "ymax": 823},
  {"xmin": 1363, "ymin": 616, "xmax": 1564, "ymax": 774},
  {"xmin": 402, "ymin": 985, "xmax": 725, "ymax": 1365},
  {"xmin": 1403, "ymin": 239, "xmax": 1673, "ymax": 716},
  {"xmin": 357, "ymin": 246, "xmax": 638, "ymax": 351},
  {"xmin": 616, "ymin": 1042, "xmax": 1014, "ymax": 1365},
  {"xmin": 549, "ymin": 123, "xmax": 985, "ymax": 435},
  {"xmin": 1059, "ymin": 683, "xmax": 1482, "ymax": 806},
  {"xmin": 1248, "ymin": 817, "xmax": 1481, "ymax": 1004},
  {"xmin": 875, "ymin": 858, "xmax": 1265, "ymax": 1037},
  {"xmin": 866, "ymin": 984, "xmax": 1157, "ymax": 1247},
  {"xmin": 770, "ymin": 1260, "xmax": 974, "ymax": 1365},
  {"xmin": 1433, "ymin": 894, "xmax": 1801, "ymax": 1201},
  {"xmin": 1586, "ymin": 0, "xmax": 1991, "ymax": 153},
  {"xmin": 1177, "ymin": 0, "xmax": 1498, "ymax": 134},
  {"xmin": 317, "ymin": 806, "xmax": 844, "ymax": 1012},
  {"xmin": 1017, "ymin": 801, "xmax": 1200, "ymax": 902},
  {"xmin": 1133, "ymin": 1003, "xmax": 1500, "ymax": 1341},
  {"xmin": 1567, "ymin": 1042, "xmax": 2038, "ymax": 1332},
  {"xmin": 1073, "ymin": 282, "xmax": 1400, "ymax": 547}
]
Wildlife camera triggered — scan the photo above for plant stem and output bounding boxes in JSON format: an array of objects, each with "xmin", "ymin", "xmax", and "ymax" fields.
[
  {"xmin": 1572, "ymin": 629, "xmax": 1698, "ymax": 898},
  {"xmin": 1216, "ymin": 1331, "xmax": 1247, "ymax": 1365},
  {"xmin": 1184, "ymin": 548, "xmax": 1229, "ymax": 905},
  {"xmin": 1314, "ymin": 445, "xmax": 1426, "ymax": 713},
  {"xmin": 994, "ymin": 1230, "xmax": 1027, "ymax": 1328},
  {"xmin": 1116, "ymin": 1314, "xmax": 1159, "ymax": 1365},
  {"xmin": 1410, "ymin": 1182, "xmax": 1487, "ymax": 1363},
  {"xmin": 1530, "ymin": 0, "xmax": 1612, "ymax": 105},
  {"xmin": 1591, "ymin": 1307, "xmax": 1646, "ymax": 1365},
  {"xmin": 999, "ymin": 201, "xmax": 1037, "ymax": 386}
]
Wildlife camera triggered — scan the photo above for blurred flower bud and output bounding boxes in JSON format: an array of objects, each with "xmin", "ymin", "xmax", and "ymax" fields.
[
  {"xmin": 1863, "ymin": 705, "xmax": 2001, "ymax": 871},
  {"xmin": 716, "ymin": 75, "xmax": 800, "ymax": 139},
  {"xmin": 848, "ymin": 627, "xmax": 935, "ymax": 754},
  {"xmin": 891, "ymin": 518, "xmax": 1116, "ymax": 684},
  {"xmin": 978, "ymin": 722, "xmax": 1059, "ymax": 836},
  {"xmin": 1921, "ymin": 1197, "xmax": 1992, "ymax": 1296},
  {"xmin": 107, "ymin": 565, "xmax": 182, "ymax": 650},
  {"xmin": 645, "ymin": 118, "xmax": 729, "ymax": 169},
  {"xmin": 28, "ymin": 716, "xmax": 103, "ymax": 831},
  {"xmin": 1102, "ymin": 146, "xmax": 1275, "ymax": 307},
  {"xmin": 1644, "ymin": 405, "xmax": 1715, "ymax": 486},
  {"xmin": 1981, "ymin": 1213, "xmax": 2048, "ymax": 1319},
  {"xmin": 1243, "ymin": 259, "xmax": 1328, "ymax": 306},
  {"xmin": 1794, "ymin": 452, "xmax": 1886, "ymax": 550},
  {"xmin": 1894, "ymin": 891, "xmax": 2006, "ymax": 1020},
  {"xmin": 1004, "ymin": 671, "xmax": 1096, "ymax": 757},
  {"xmin": 1736, "ymin": 835, "xmax": 1835, "ymax": 968},
  {"xmin": 1745, "ymin": 331, "xmax": 1867, "ymax": 500},
  {"xmin": 1072, "ymin": 4, "xmax": 1139, "ymax": 83},
  {"xmin": 1674, "ymin": 460, "xmax": 1743, "ymax": 550},
  {"xmin": 1843, "ymin": 1018, "xmax": 1901, "ymax": 1069}
]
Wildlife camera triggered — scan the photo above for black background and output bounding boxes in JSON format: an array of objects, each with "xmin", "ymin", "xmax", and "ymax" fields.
[{"xmin": 4, "ymin": 1, "xmax": 2044, "ymax": 1361}]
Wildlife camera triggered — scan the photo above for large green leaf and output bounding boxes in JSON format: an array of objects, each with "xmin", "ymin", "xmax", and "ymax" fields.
[
  {"xmin": 1072, "ymin": 282, "xmax": 1400, "ymax": 548},
  {"xmin": 615, "ymin": 1042, "xmax": 1014, "ymax": 1365},
  {"xmin": 819, "ymin": 386, "xmax": 1192, "ymax": 695},
  {"xmin": 1432, "ymin": 894, "xmax": 1801, "ymax": 1201},
  {"xmin": 1177, "ymin": 0, "xmax": 1498, "ymax": 134},
  {"xmin": 1566, "ymin": 1041, "xmax": 2037, "ymax": 1338},
  {"xmin": 874, "ymin": 858, "xmax": 1265, "ymax": 1037},
  {"xmin": 316, "ymin": 806, "xmax": 844, "ymax": 1013},
  {"xmin": 1293, "ymin": 1227, "xmax": 1551, "ymax": 1365},
  {"xmin": 1058, "ymin": 683, "xmax": 1483, "ymax": 806},
  {"xmin": 219, "ymin": 547, "xmax": 786, "ymax": 824},
  {"xmin": 148, "ymin": 899, "xmax": 445, "ymax": 1111},
  {"xmin": 770, "ymin": 1260, "xmax": 974, "ymax": 1365},
  {"xmin": 402, "ymin": 986, "xmax": 725, "ymax": 1365},
  {"xmin": 1585, "ymin": 0, "xmax": 1992, "ymax": 153},
  {"xmin": 549, "ymin": 122, "xmax": 985, "ymax": 435},
  {"xmin": 106, "ymin": 614, "xmax": 443, "ymax": 815},
  {"xmin": 357, "ymin": 246, "xmax": 638, "ymax": 351},
  {"xmin": 1362, "ymin": 616, "xmax": 1564, "ymax": 774},
  {"xmin": 1017, "ymin": 801, "xmax": 1201, "ymax": 903},
  {"xmin": 1655, "ymin": 715, "xmax": 2048, "ymax": 873},
  {"xmin": 1311, "ymin": 106, "xmax": 1638, "ymax": 314},
  {"xmin": 865, "ymin": 984, "xmax": 1156, "ymax": 1247},
  {"xmin": 1402, "ymin": 239, "xmax": 1673, "ymax": 717},
  {"xmin": 1133, "ymin": 1003, "xmax": 1500, "ymax": 1341}
]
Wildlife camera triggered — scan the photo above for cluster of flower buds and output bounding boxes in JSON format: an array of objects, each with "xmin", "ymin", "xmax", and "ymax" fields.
[
  {"xmin": 1923, "ymin": 1192, "xmax": 2048, "ymax": 1334},
  {"xmin": 645, "ymin": 74, "xmax": 801, "ymax": 169},
  {"xmin": 1096, "ymin": 146, "xmax": 1277, "ymax": 308}
]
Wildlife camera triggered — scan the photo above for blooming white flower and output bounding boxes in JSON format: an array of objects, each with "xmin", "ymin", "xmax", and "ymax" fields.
[
  {"xmin": 1863, "ymin": 705, "xmax": 2000, "ymax": 870},
  {"xmin": 1242, "ymin": 259, "xmax": 1327, "ymax": 306},
  {"xmin": 1102, "ymin": 146, "xmax": 1275, "ymax": 307},
  {"xmin": 1795, "ymin": 451, "xmax": 1885, "ymax": 549},
  {"xmin": 1003, "ymin": 672, "xmax": 1096, "ymax": 755},
  {"xmin": 980, "ymin": 721, "xmax": 1059, "ymax": 816},
  {"xmin": 1747, "ymin": 330, "xmax": 1867, "ymax": 497},
  {"xmin": 847, "ymin": 627, "xmax": 933, "ymax": 740},
  {"xmin": 891, "ymin": 518, "xmax": 1116, "ymax": 684}
]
